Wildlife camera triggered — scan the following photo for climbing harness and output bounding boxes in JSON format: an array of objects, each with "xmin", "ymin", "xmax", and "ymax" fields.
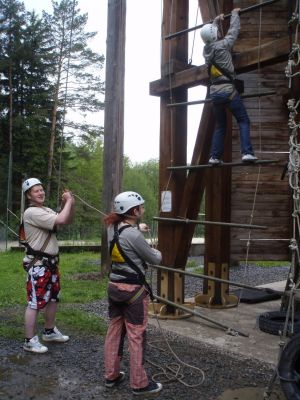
[
  {"xmin": 18, "ymin": 209, "xmax": 57, "ymax": 272},
  {"xmin": 206, "ymin": 50, "xmax": 244, "ymax": 95},
  {"xmin": 109, "ymin": 224, "xmax": 154, "ymax": 300}
]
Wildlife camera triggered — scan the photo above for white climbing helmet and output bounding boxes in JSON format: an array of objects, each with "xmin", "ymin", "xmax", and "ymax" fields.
[
  {"xmin": 200, "ymin": 23, "xmax": 218, "ymax": 44},
  {"xmin": 114, "ymin": 191, "xmax": 145, "ymax": 214},
  {"xmin": 22, "ymin": 178, "xmax": 43, "ymax": 193}
]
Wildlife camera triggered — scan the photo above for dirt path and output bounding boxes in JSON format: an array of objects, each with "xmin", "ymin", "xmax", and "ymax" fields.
[{"xmin": 0, "ymin": 324, "xmax": 285, "ymax": 400}]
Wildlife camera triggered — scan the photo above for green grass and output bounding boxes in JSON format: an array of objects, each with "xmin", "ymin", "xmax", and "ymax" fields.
[
  {"xmin": 186, "ymin": 259, "xmax": 204, "ymax": 274},
  {"xmin": 239, "ymin": 260, "xmax": 290, "ymax": 268},
  {"xmin": 0, "ymin": 251, "xmax": 108, "ymax": 339}
]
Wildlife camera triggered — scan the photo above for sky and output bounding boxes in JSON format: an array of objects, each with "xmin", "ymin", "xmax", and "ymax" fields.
[{"xmin": 23, "ymin": 0, "xmax": 205, "ymax": 163}]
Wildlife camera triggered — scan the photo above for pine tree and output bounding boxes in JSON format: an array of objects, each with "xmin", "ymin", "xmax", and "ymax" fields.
[
  {"xmin": 0, "ymin": 0, "xmax": 104, "ymax": 225},
  {"xmin": 43, "ymin": 0, "xmax": 105, "ymax": 198},
  {"xmin": 0, "ymin": 0, "xmax": 26, "ymax": 220},
  {"xmin": 0, "ymin": 1, "xmax": 56, "ymax": 219}
]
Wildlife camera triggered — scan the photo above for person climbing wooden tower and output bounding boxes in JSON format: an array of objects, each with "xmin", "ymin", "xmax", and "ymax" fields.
[{"xmin": 149, "ymin": 0, "xmax": 292, "ymax": 315}]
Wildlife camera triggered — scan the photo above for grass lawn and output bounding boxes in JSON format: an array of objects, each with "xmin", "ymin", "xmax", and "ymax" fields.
[{"xmin": 0, "ymin": 251, "xmax": 108, "ymax": 339}]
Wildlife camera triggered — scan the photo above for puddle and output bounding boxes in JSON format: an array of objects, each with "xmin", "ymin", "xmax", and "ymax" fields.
[
  {"xmin": 8, "ymin": 353, "xmax": 27, "ymax": 365},
  {"xmin": 216, "ymin": 387, "xmax": 285, "ymax": 400}
]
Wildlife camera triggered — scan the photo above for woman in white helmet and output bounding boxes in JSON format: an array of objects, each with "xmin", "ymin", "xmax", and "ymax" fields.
[
  {"xmin": 200, "ymin": 8, "xmax": 257, "ymax": 165},
  {"xmin": 21, "ymin": 178, "xmax": 75, "ymax": 354},
  {"xmin": 103, "ymin": 191, "xmax": 163, "ymax": 396}
]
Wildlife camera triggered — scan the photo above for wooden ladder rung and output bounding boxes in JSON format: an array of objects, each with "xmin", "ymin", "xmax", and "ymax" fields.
[
  {"xmin": 167, "ymin": 91, "xmax": 276, "ymax": 108},
  {"xmin": 167, "ymin": 159, "xmax": 279, "ymax": 171}
]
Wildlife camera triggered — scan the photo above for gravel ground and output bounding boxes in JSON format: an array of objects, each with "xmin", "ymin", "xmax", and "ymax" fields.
[{"xmin": 0, "ymin": 264, "xmax": 289, "ymax": 400}]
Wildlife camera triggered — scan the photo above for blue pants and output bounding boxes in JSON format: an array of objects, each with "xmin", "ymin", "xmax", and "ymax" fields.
[{"xmin": 210, "ymin": 91, "xmax": 254, "ymax": 159}]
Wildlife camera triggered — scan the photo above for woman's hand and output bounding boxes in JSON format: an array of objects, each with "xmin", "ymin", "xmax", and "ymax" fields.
[{"xmin": 139, "ymin": 223, "xmax": 150, "ymax": 233}]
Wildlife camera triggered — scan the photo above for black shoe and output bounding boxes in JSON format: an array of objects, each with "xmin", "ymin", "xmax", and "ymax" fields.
[
  {"xmin": 132, "ymin": 381, "xmax": 163, "ymax": 396},
  {"xmin": 105, "ymin": 371, "xmax": 125, "ymax": 388}
]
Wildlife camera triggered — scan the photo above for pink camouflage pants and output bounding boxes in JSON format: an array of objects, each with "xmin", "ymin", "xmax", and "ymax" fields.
[{"xmin": 104, "ymin": 282, "xmax": 149, "ymax": 389}]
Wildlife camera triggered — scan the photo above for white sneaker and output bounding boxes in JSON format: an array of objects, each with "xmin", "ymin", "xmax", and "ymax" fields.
[
  {"xmin": 42, "ymin": 326, "xmax": 69, "ymax": 343},
  {"xmin": 208, "ymin": 157, "xmax": 222, "ymax": 165},
  {"xmin": 242, "ymin": 154, "xmax": 258, "ymax": 162},
  {"xmin": 23, "ymin": 335, "xmax": 48, "ymax": 353}
]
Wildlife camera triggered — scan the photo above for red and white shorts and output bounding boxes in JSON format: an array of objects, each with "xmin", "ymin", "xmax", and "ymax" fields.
[{"xmin": 25, "ymin": 260, "xmax": 60, "ymax": 310}]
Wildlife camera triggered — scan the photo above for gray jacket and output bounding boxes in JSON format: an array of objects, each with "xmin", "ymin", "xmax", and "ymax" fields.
[
  {"xmin": 203, "ymin": 11, "xmax": 240, "ymax": 86},
  {"xmin": 108, "ymin": 223, "xmax": 162, "ymax": 283}
]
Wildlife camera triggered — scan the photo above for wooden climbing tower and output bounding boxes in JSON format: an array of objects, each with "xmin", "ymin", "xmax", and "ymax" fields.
[{"xmin": 150, "ymin": 0, "xmax": 294, "ymax": 314}]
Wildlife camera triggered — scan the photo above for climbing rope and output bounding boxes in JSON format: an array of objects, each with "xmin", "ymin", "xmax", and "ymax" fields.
[
  {"xmin": 144, "ymin": 228, "xmax": 206, "ymax": 388},
  {"xmin": 0, "ymin": 219, "xmax": 18, "ymax": 238},
  {"xmin": 243, "ymin": 4, "xmax": 263, "ymax": 271},
  {"xmin": 137, "ymin": 5, "xmax": 207, "ymax": 387},
  {"xmin": 146, "ymin": 328, "xmax": 205, "ymax": 388},
  {"xmin": 286, "ymin": 0, "xmax": 300, "ymax": 290},
  {"xmin": 188, "ymin": 4, "xmax": 200, "ymax": 65},
  {"xmin": 72, "ymin": 193, "xmax": 107, "ymax": 217}
]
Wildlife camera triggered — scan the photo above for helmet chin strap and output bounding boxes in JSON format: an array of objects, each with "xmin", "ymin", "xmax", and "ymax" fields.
[{"xmin": 124, "ymin": 206, "xmax": 142, "ymax": 226}]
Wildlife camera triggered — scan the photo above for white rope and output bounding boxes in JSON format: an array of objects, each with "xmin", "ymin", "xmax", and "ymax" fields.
[
  {"xmin": 142, "ymin": 59, "xmax": 206, "ymax": 379},
  {"xmin": 72, "ymin": 193, "xmax": 107, "ymax": 217},
  {"xmin": 0, "ymin": 219, "xmax": 18, "ymax": 237},
  {"xmin": 238, "ymin": 4, "xmax": 264, "ymax": 307},
  {"xmin": 6, "ymin": 208, "xmax": 20, "ymax": 221},
  {"xmin": 146, "ymin": 318, "xmax": 205, "ymax": 388},
  {"xmin": 145, "ymin": 228, "xmax": 206, "ymax": 387},
  {"xmin": 188, "ymin": 4, "xmax": 200, "ymax": 64}
]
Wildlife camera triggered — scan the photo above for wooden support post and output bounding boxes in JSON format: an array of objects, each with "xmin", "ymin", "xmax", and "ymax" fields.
[
  {"xmin": 196, "ymin": 107, "xmax": 238, "ymax": 308},
  {"xmin": 101, "ymin": 0, "xmax": 126, "ymax": 275},
  {"xmin": 157, "ymin": 0, "xmax": 189, "ymax": 317}
]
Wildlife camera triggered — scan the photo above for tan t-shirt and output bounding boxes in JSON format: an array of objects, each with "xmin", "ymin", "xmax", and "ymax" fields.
[{"xmin": 23, "ymin": 206, "xmax": 58, "ymax": 255}]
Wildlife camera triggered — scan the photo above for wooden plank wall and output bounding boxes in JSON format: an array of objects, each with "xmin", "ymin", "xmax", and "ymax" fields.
[{"xmin": 230, "ymin": 0, "xmax": 291, "ymax": 262}]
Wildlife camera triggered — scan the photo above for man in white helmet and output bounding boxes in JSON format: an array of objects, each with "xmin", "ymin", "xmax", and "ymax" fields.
[
  {"xmin": 103, "ymin": 191, "xmax": 163, "ymax": 396},
  {"xmin": 200, "ymin": 8, "xmax": 257, "ymax": 165},
  {"xmin": 21, "ymin": 178, "xmax": 75, "ymax": 353}
]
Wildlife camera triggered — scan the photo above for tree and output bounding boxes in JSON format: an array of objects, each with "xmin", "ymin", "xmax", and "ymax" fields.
[
  {"xmin": 0, "ymin": 0, "xmax": 27, "ymax": 220},
  {"xmin": 0, "ymin": 0, "xmax": 53, "ymax": 225},
  {"xmin": 123, "ymin": 158, "xmax": 159, "ymax": 226},
  {"xmin": 62, "ymin": 136, "xmax": 104, "ymax": 240},
  {"xmin": 0, "ymin": 0, "xmax": 105, "ymax": 227},
  {"xmin": 43, "ymin": 0, "xmax": 105, "ymax": 198}
]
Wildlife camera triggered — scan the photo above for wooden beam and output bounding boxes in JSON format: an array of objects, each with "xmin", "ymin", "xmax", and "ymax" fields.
[
  {"xmin": 165, "ymin": 0, "xmax": 281, "ymax": 40},
  {"xmin": 149, "ymin": 36, "xmax": 290, "ymax": 96},
  {"xmin": 158, "ymin": 0, "xmax": 189, "ymax": 307},
  {"xmin": 101, "ymin": 0, "xmax": 126, "ymax": 274},
  {"xmin": 170, "ymin": 104, "xmax": 215, "ymax": 268}
]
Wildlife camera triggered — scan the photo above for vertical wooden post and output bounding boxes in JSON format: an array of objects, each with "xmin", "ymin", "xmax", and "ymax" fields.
[
  {"xmin": 101, "ymin": 0, "xmax": 126, "ymax": 275},
  {"xmin": 194, "ymin": 0, "xmax": 238, "ymax": 308},
  {"xmin": 157, "ymin": 0, "xmax": 188, "ymax": 309},
  {"xmin": 196, "ymin": 117, "xmax": 238, "ymax": 307}
]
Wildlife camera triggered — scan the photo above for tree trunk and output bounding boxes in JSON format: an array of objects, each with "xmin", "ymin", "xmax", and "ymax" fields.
[{"xmin": 46, "ymin": 48, "xmax": 64, "ymax": 199}]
